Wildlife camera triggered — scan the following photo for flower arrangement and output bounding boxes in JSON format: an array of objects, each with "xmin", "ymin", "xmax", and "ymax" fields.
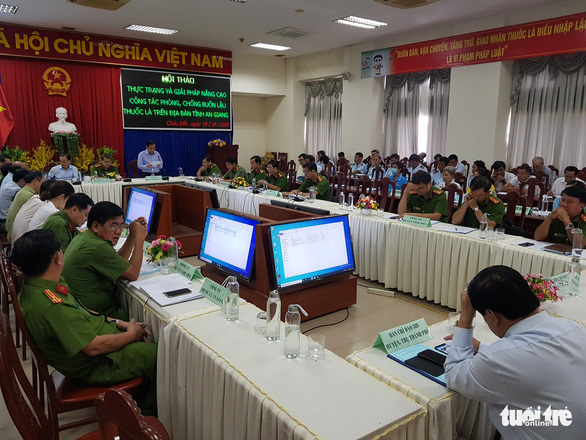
[
  {"xmin": 233, "ymin": 177, "xmax": 248, "ymax": 188},
  {"xmin": 524, "ymin": 274, "xmax": 562, "ymax": 302},
  {"xmin": 208, "ymin": 139, "xmax": 226, "ymax": 148},
  {"xmin": 146, "ymin": 235, "xmax": 182, "ymax": 263},
  {"xmin": 72, "ymin": 143, "xmax": 96, "ymax": 174},
  {"xmin": 355, "ymin": 195, "xmax": 379, "ymax": 210},
  {"xmin": 51, "ymin": 131, "xmax": 80, "ymax": 158},
  {"xmin": 23, "ymin": 140, "xmax": 57, "ymax": 171},
  {"xmin": 3, "ymin": 146, "xmax": 28, "ymax": 162},
  {"xmin": 105, "ymin": 171, "xmax": 118, "ymax": 179},
  {"xmin": 97, "ymin": 145, "xmax": 119, "ymax": 167}
]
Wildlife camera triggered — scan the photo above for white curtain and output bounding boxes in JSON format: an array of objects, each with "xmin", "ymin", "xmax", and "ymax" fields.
[
  {"xmin": 304, "ymin": 79, "xmax": 343, "ymax": 158},
  {"xmin": 382, "ymin": 69, "xmax": 450, "ymax": 159},
  {"xmin": 507, "ymin": 52, "xmax": 586, "ymax": 170}
]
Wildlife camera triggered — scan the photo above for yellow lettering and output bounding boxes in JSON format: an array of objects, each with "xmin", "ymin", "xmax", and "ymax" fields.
[
  {"xmin": 111, "ymin": 44, "xmax": 125, "ymax": 59},
  {"xmin": 98, "ymin": 42, "xmax": 111, "ymax": 57},
  {"xmin": 211, "ymin": 56, "xmax": 223, "ymax": 69},
  {"xmin": 155, "ymin": 48, "xmax": 166, "ymax": 63},
  {"xmin": 191, "ymin": 53, "xmax": 201, "ymax": 66},
  {"xmin": 139, "ymin": 47, "xmax": 152, "ymax": 61},
  {"xmin": 0, "ymin": 29, "xmax": 10, "ymax": 48},
  {"xmin": 54, "ymin": 38, "xmax": 69, "ymax": 54},
  {"xmin": 69, "ymin": 39, "xmax": 82, "ymax": 55},
  {"xmin": 14, "ymin": 33, "xmax": 29, "ymax": 50},
  {"xmin": 81, "ymin": 37, "xmax": 93, "ymax": 56},
  {"xmin": 201, "ymin": 54, "xmax": 211, "ymax": 67}
]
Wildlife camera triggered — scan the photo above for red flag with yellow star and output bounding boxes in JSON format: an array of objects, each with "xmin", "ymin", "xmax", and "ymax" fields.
[{"xmin": 0, "ymin": 75, "xmax": 14, "ymax": 147}]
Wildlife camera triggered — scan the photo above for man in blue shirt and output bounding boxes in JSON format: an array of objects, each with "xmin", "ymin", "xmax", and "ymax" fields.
[
  {"xmin": 48, "ymin": 154, "xmax": 79, "ymax": 182},
  {"xmin": 137, "ymin": 140, "xmax": 164, "ymax": 175},
  {"xmin": 350, "ymin": 152, "xmax": 367, "ymax": 175},
  {"xmin": 0, "ymin": 161, "xmax": 28, "ymax": 189},
  {"xmin": 430, "ymin": 156, "xmax": 448, "ymax": 186},
  {"xmin": 0, "ymin": 168, "xmax": 27, "ymax": 230}
]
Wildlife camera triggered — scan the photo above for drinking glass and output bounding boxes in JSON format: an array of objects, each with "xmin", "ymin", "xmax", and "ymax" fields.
[{"xmin": 305, "ymin": 334, "xmax": 326, "ymax": 362}]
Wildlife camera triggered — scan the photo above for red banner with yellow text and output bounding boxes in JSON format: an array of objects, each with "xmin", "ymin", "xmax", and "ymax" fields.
[
  {"xmin": 0, "ymin": 24, "xmax": 232, "ymax": 75},
  {"xmin": 390, "ymin": 13, "xmax": 586, "ymax": 74}
]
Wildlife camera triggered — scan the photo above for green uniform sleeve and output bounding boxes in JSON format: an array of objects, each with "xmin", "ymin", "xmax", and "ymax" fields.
[
  {"xmin": 315, "ymin": 176, "xmax": 331, "ymax": 201},
  {"xmin": 93, "ymin": 243, "xmax": 131, "ymax": 281},
  {"xmin": 433, "ymin": 191, "xmax": 449, "ymax": 222},
  {"xmin": 487, "ymin": 198, "xmax": 505, "ymax": 227},
  {"xmin": 223, "ymin": 169, "xmax": 232, "ymax": 179},
  {"xmin": 234, "ymin": 166, "xmax": 247, "ymax": 180},
  {"xmin": 43, "ymin": 303, "xmax": 99, "ymax": 356},
  {"xmin": 299, "ymin": 178, "xmax": 311, "ymax": 193},
  {"xmin": 406, "ymin": 193, "xmax": 416, "ymax": 211},
  {"xmin": 276, "ymin": 173, "xmax": 289, "ymax": 192}
]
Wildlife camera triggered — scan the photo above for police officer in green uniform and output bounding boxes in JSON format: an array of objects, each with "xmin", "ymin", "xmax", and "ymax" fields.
[
  {"xmin": 535, "ymin": 184, "xmax": 586, "ymax": 245},
  {"xmin": 62, "ymin": 202, "xmax": 147, "ymax": 321},
  {"xmin": 13, "ymin": 230, "xmax": 157, "ymax": 416},
  {"xmin": 259, "ymin": 159, "xmax": 289, "ymax": 192},
  {"xmin": 197, "ymin": 154, "xmax": 221, "ymax": 178},
  {"xmin": 42, "ymin": 193, "xmax": 94, "ymax": 251},
  {"xmin": 285, "ymin": 162, "xmax": 331, "ymax": 201},
  {"xmin": 398, "ymin": 170, "xmax": 448, "ymax": 222},
  {"xmin": 247, "ymin": 155, "xmax": 267, "ymax": 185},
  {"xmin": 452, "ymin": 176, "xmax": 505, "ymax": 228},
  {"xmin": 90, "ymin": 153, "xmax": 119, "ymax": 178},
  {"xmin": 222, "ymin": 156, "xmax": 247, "ymax": 182}
]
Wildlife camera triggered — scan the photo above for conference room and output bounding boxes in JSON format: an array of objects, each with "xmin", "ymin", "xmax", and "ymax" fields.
[{"xmin": 1, "ymin": 0, "xmax": 585, "ymax": 439}]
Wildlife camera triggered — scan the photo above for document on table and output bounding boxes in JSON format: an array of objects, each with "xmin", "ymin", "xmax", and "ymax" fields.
[
  {"xmin": 130, "ymin": 273, "xmax": 203, "ymax": 306},
  {"xmin": 508, "ymin": 238, "xmax": 551, "ymax": 251},
  {"xmin": 435, "ymin": 224, "xmax": 476, "ymax": 234}
]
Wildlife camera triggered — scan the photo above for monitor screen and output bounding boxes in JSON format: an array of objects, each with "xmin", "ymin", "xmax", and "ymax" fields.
[
  {"xmin": 125, "ymin": 187, "xmax": 157, "ymax": 232},
  {"xmin": 184, "ymin": 181, "xmax": 220, "ymax": 209},
  {"xmin": 269, "ymin": 215, "xmax": 355, "ymax": 289},
  {"xmin": 199, "ymin": 209, "xmax": 259, "ymax": 281}
]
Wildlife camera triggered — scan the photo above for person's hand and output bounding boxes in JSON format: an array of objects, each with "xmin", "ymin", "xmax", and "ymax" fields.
[
  {"xmin": 405, "ymin": 182, "xmax": 417, "ymax": 192},
  {"xmin": 463, "ymin": 193, "xmax": 473, "ymax": 205},
  {"xmin": 458, "ymin": 288, "xmax": 475, "ymax": 328},
  {"xmin": 130, "ymin": 217, "xmax": 148, "ymax": 242},
  {"xmin": 467, "ymin": 196, "xmax": 479, "ymax": 210},
  {"xmin": 125, "ymin": 319, "xmax": 151, "ymax": 342},
  {"xmin": 257, "ymin": 179, "xmax": 265, "ymax": 185},
  {"xmin": 546, "ymin": 190, "xmax": 554, "ymax": 196},
  {"xmin": 551, "ymin": 207, "xmax": 570, "ymax": 224},
  {"xmin": 146, "ymin": 163, "xmax": 152, "ymax": 168},
  {"xmin": 444, "ymin": 333, "xmax": 481, "ymax": 355},
  {"xmin": 493, "ymin": 174, "xmax": 505, "ymax": 182}
]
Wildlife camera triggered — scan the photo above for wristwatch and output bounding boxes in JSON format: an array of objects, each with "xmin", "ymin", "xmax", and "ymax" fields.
[
  {"xmin": 565, "ymin": 223, "xmax": 575, "ymax": 230},
  {"xmin": 473, "ymin": 207, "xmax": 479, "ymax": 212}
]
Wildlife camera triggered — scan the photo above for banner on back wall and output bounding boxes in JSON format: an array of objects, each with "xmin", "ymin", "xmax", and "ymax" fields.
[
  {"xmin": 0, "ymin": 24, "xmax": 232, "ymax": 75},
  {"xmin": 362, "ymin": 12, "xmax": 586, "ymax": 76}
]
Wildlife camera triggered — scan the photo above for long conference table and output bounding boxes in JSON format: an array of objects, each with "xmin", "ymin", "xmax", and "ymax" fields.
[{"xmin": 86, "ymin": 177, "xmax": 570, "ymax": 310}]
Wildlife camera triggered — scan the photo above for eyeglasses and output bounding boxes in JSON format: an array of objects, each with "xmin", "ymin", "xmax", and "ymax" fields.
[{"xmin": 100, "ymin": 222, "xmax": 129, "ymax": 231}]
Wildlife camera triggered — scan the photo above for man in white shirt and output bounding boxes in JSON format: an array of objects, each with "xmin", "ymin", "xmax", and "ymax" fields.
[
  {"xmin": 351, "ymin": 152, "xmax": 367, "ymax": 175},
  {"xmin": 296, "ymin": 153, "xmax": 307, "ymax": 182},
  {"xmin": 445, "ymin": 265, "xmax": 586, "ymax": 440},
  {"xmin": 548, "ymin": 166, "xmax": 583, "ymax": 196},
  {"xmin": 367, "ymin": 155, "xmax": 385, "ymax": 180},
  {"xmin": 448, "ymin": 154, "xmax": 467, "ymax": 175},
  {"xmin": 491, "ymin": 161, "xmax": 516, "ymax": 192},
  {"xmin": 137, "ymin": 140, "xmax": 164, "ymax": 175},
  {"xmin": 48, "ymin": 154, "xmax": 79, "ymax": 182},
  {"xmin": 407, "ymin": 153, "xmax": 427, "ymax": 176},
  {"xmin": 503, "ymin": 165, "xmax": 541, "ymax": 196},
  {"xmin": 430, "ymin": 156, "xmax": 448, "ymax": 186}
]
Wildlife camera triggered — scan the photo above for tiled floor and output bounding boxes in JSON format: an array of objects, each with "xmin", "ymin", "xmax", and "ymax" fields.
[{"xmin": 0, "ymin": 274, "xmax": 452, "ymax": 439}]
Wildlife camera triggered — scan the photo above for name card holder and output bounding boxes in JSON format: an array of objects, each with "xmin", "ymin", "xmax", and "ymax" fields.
[
  {"xmin": 515, "ymin": 206, "xmax": 533, "ymax": 215},
  {"xmin": 548, "ymin": 272, "xmax": 580, "ymax": 297},
  {"xmin": 402, "ymin": 215, "xmax": 432, "ymax": 228},
  {"xmin": 92, "ymin": 178, "xmax": 111, "ymax": 184},
  {"xmin": 217, "ymin": 181, "xmax": 230, "ymax": 188},
  {"xmin": 199, "ymin": 278, "xmax": 229, "ymax": 307},
  {"xmin": 373, "ymin": 318, "xmax": 431, "ymax": 354},
  {"xmin": 264, "ymin": 189, "xmax": 282, "ymax": 198},
  {"xmin": 174, "ymin": 259, "xmax": 204, "ymax": 281},
  {"xmin": 146, "ymin": 175, "xmax": 163, "ymax": 182}
]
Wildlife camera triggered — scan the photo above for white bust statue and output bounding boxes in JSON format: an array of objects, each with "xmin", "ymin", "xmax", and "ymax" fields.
[{"xmin": 48, "ymin": 107, "xmax": 78, "ymax": 133}]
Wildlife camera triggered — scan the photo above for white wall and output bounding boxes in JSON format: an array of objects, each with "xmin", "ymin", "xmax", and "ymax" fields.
[{"xmin": 232, "ymin": 95, "xmax": 266, "ymax": 164}]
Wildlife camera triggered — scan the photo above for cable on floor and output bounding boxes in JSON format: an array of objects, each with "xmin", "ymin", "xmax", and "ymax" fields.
[
  {"xmin": 395, "ymin": 295, "xmax": 449, "ymax": 317},
  {"xmin": 302, "ymin": 307, "xmax": 350, "ymax": 334}
]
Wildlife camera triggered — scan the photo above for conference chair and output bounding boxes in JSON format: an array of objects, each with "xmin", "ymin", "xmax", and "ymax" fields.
[
  {"xmin": 534, "ymin": 170, "xmax": 550, "ymax": 189},
  {"xmin": 453, "ymin": 172, "xmax": 467, "ymax": 188},
  {"xmin": 94, "ymin": 389, "xmax": 171, "ymax": 440},
  {"xmin": 400, "ymin": 168, "xmax": 411, "ymax": 181},
  {"xmin": 461, "ymin": 160, "xmax": 470, "ymax": 176},
  {"xmin": 519, "ymin": 177, "xmax": 545, "ymax": 208},
  {"xmin": 547, "ymin": 165, "xmax": 559, "ymax": 178},
  {"xmin": 278, "ymin": 158, "xmax": 288, "ymax": 173},
  {"xmin": 371, "ymin": 167, "xmax": 385, "ymax": 185},
  {"xmin": 287, "ymin": 160, "xmax": 296, "ymax": 171},
  {"xmin": 352, "ymin": 175, "xmax": 372, "ymax": 199},
  {"xmin": 430, "ymin": 160, "xmax": 439, "ymax": 173},
  {"xmin": 376, "ymin": 177, "xmax": 396, "ymax": 212},
  {"xmin": 331, "ymin": 172, "xmax": 349, "ymax": 199},
  {"xmin": 127, "ymin": 160, "xmax": 142, "ymax": 178},
  {"xmin": 503, "ymin": 190, "xmax": 527, "ymax": 231},
  {"xmin": 286, "ymin": 169, "xmax": 298, "ymax": 190},
  {"xmin": 0, "ymin": 251, "xmax": 144, "ymax": 439},
  {"xmin": 577, "ymin": 170, "xmax": 586, "ymax": 181},
  {"xmin": 445, "ymin": 183, "xmax": 464, "ymax": 223}
]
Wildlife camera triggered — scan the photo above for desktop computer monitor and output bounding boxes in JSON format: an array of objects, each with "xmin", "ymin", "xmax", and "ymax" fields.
[
  {"xmin": 125, "ymin": 187, "xmax": 157, "ymax": 233},
  {"xmin": 268, "ymin": 215, "xmax": 355, "ymax": 289},
  {"xmin": 199, "ymin": 208, "xmax": 260, "ymax": 282}
]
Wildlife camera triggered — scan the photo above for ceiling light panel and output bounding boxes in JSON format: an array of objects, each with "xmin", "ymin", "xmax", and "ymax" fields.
[
  {"xmin": 124, "ymin": 24, "xmax": 179, "ymax": 35},
  {"xmin": 335, "ymin": 16, "xmax": 388, "ymax": 29},
  {"xmin": 249, "ymin": 42, "xmax": 291, "ymax": 51},
  {"xmin": 334, "ymin": 20, "xmax": 375, "ymax": 29},
  {"xmin": 0, "ymin": 4, "xmax": 18, "ymax": 14}
]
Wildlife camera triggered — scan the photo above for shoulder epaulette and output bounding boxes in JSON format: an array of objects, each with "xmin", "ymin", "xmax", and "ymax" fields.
[
  {"xmin": 277, "ymin": 172, "xmax": 282, "ymax": 178},
  {"xmin": 433, "ymin": 189, "xmax": 443, "ymax": 195},
  {"xmin": 489, "ymin": 196, "xmax": 500, "ymax": 204},
  {"xmin": 317, "ymin": 176, "xmax": 323, "ymax": 182},
  {"xmin": 56, "ymin": 284, "xmax": 68, "ymax": 295},
  {"xmin": 44, "ymin": 289, "xmax": 63, "ymax": 304},
  {"xmin": 581, "ymin": 213, "xmax": 586, "ymax": 223}
]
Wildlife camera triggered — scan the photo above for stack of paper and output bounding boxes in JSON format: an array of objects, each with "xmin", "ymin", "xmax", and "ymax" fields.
[{"xmin": 130, "ymin": 273, "xmax": 203, "ymax": 306}]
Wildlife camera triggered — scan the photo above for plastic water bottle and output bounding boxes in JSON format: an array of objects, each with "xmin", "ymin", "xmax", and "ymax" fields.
[
  {"xmin": 348, "ymin": 193, "xmax": 355, "ymax": 210},
  {"xmin": 263, "ymin": 180, "xmax": 268, "ymax": 192},
  {"xmin": 266, "ymin": 290, "xmax": 281, "ymax": 341},
  {"xmin": 252, "ymin": 178, "xmax": 256, "ymax": 190},
  {"xmin": 572, "ymin": 228, "xmax": 583, "ymax": 259},
  {"xmin": 93, "ymin": 170, "xmax": 98, "ymax": 179},
  {"xmin": 569, "ymin": 256, "xmax": 581, "ymax": 296},
  {"xmin": 479, "ymin": 213, "xmax": 489, "ymax": 239},
  {"xmin": 226, "ymin": 277, "xmax": 239, "ymax": 321},
  {"xmin": 178, "ymin": 167, "xmax": 184, "ymax": 177},
  {"xmin": 284, "ymin": 304, "xmax": 308, "ymax": 359},
  {"xmin": 339, "ymin": 192, "xmax": 345, "ymax": 210},
  {"xmin": 540, "ymin": 195, "xmax": 548, "ymax": 215}
]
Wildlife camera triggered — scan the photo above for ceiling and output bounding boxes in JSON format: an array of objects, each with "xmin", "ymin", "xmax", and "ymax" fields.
[{"xmin": 1, "ymin": 0, "xmax": 571, "ymax": 58}]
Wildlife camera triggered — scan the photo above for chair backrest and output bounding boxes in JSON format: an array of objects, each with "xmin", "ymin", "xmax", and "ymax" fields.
[
  {"xmin": 376, "ymin": 177, "xmax": 396, "ymax": 212},
  {"xmin": 353, "ymin": 176, "xmax": 372, "ymax": 198},
  {"xmin": 127, "ymin": 160, "xmax": 141, "ymax": 178},
  {"xmin": 534, "ymin": 170, "xmax": 549, "ymax": 189},
  {"xmin": 286, "ymin": 169, "xmax": 297, "ymax": 189},
  {"xmin": 325, "ymin": 162, "xmax": 336, "ymax": 176},
  {"xmin": 461, "ymin": 160, "xmax": 471, "ymax": 176},
  {"xmin": 278, "ymin": 158, "xmax": 287, "ymax": 173},
  {"xmin": 547, "ymin": 165, "xmax": 559, "ymax": 178},
  {"xmin": 101, "ymin": 389, "xmax": 171, "ymax": 440},
  {"xmin": 519, "ymin": 177, "xmax": 544, "ymax": 208},
  {"xmin": 277, "ymin": 152, "xmax": 288, "ymax": 163},
  {"xmin": 503, "ymin": 190, "xmax": 527, "ymax": 229},
  {"xmin": 400, "ymin": 168, "xmax": 411, "ymax": 181},
  {"xmin": 339, "ymin": 162, "xmax": 351, "ymax": 175},
  {"xmin": 372, "ymin": 167, "xmax": 385, "ymax": 185},
  {"xmin": 0, "ymin": 313, "xmax": 53, "ymax": 440},
  {"xmin": 445, "ymin": 183, "xmax": 463, "ymax": 223},
  {"xmin": 577, "ymin": 170, "xmax": 586, "ymax": 181},
  {"xmin": 453, "ymin": 172, "xmax": 467, "ymax": 187},
  {"xmin": 332, "ymin": 173, "xmax": 349, "ymax": 198},
  {"xmin": 287, "ymin": 160, "xmax": 296, "ymax": 171}
]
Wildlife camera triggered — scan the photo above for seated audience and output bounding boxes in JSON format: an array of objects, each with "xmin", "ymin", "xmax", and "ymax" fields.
[
  {"xmin": 284, "ymin": 162, "xmax": 331, "ymax": 201},
  {"xmin": 491, "ymin": 161, "xmax": 516, "ymax": 192},
  {"xmin": 28, "ymin": 181, "xmax": 75, "ymax": 232},
  {"xmin": 465, "ymin": 168, "xmax": 495, "ymax": 194},
  {"xmin": 448, "ymin": 154, "xmax": 467, "ymax": 175},
  {"xmin": 350, "ymin": 152, "xmax": 367, "ymax": 175},
  {"xmin": 445, "ymin": 265, "xmax": 586, "ymax": 439},
  {"xmin": 433, "ymin": 153, "xmax": 442, "ymax": 162},
  {"xmin": 367, "ymin": 155, "xmax": 385, "ymax": 180},
  {"xmin": 0, "ymin": 168, "xmax": 27, "ymax": 230},
  {"xmin": 296, "ymin": 153, "xmax": 307, "ymax": 182},
  {"xmin": 6, "ymin": 171, "xmax": 45, "ymax": 241},
  {"xmin": 48, "ymin": 154, "xmax": 79, "ymax": 182},
  {"xmin": 466, "ymin": 160, "xmax": 486, "ymax": 189},
  {"xmin": 258, "ymin": 160, "xmax": 289, "ymax": 192},
  {"xmin": 0, "ymin": 162, "xmax": 12, "ymax": 185},
  {"xmin": 398, "ymin": 170, "xmax": 448, "ymax": 222},
  {"xmin": 534, "ymin": 184, "xmax": 586, "ymax": 246},
  {"xmin": 502, "ymin": 165, "xmax": 541, "ymax": 196},
  {"xmin": 386, "ymin": 161, "xmax": 408, "ymax": 190},
  {"xmin": 418, "ymin": 152, "xmax": 427, "ymax": 164},
  {"xmin": 407, "ymin": 153, "xmax": 427, "ymax": 175},
  {"xmin": 197, "ymin": 154, "xmax": 221, "ymax": 178},
  {"xmin": 337, "ymin": 152, "xmax": 348, "ymax": 167},
  {"xmin": 0, "ymin": 161, "xmax": 28, "ymax": 189},
  {"xmin": 430, "ymin": 156, "xmax": 449, "ymax": 186},
  {"xmin": 11, "ymin": 180, "xmax": 53, "ymax": 246},
  {"xmin": 531, "ymin": 156, "xmax": 552, "ymax": 178},
  {"xmin": 552, "ymin": 180, "xmax": 585, "ymax": 210},
  {"xmin": 13, "ymin": 229, "xmax": 158, "ymax": 416},
  {"xmin": 222, "ymin": 156, "xmax": 247, "ymax": 182},
  {"xmin": 90, "ymin": 154, "xmax": 119, "ymax": 178},
  {"xmin": 438, "ymin": 166, "xmax": 461, "ymax": 190},
  {"xmin": 62, "ymin": 201, "xmax": 146, "ymax": 320},
  {"xmin": 389, "ymin": 153, "xmax": 401, "ymax": 164},
  {"xmin": 548, "ymin": 166, "xmax": 583, "ymax": 196},
  {"xmin": 247, "ymin": 155, "xmax": 267, "ymax": 185},
  {"xmin": 452, "ymin": 176, "xmax": 505, "ymax": 228},
  {"xmin": 316, "ymin": 153, "xmax": 331, "ymax": 173},
  {"xmin": 370, "ymin": 149, "xmax": 381, "ymax": 160},
  {"xmin": 42, "ymin": 192, "xmax": 94, "ymax": 251}
]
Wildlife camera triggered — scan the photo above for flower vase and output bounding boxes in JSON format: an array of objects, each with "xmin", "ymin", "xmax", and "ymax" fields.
[{"xmin": 360, "ymin": 208, "xmax": 372, "ymax": 215}]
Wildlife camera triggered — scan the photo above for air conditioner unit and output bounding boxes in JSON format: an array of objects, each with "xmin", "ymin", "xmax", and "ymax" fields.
[
  {"xmin": 68, "ymin": 0, "xmax": 131, "ymax": 11},
  {"xmin": 374, "ymin": 0, "xmax": 438, "ymax": 9}
]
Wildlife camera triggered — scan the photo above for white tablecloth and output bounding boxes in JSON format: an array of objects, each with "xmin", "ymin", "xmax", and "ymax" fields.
[
  {"xmin": 158, "ymin": 302, "xmax": 426, "ymax": 440},
  {"xmin": 196, "ymin": 182, "xmax": 570, "ymax": 310},
  {"xmin": 346, "ymin": 316, "xmax": 499, "ymax": 440}
]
